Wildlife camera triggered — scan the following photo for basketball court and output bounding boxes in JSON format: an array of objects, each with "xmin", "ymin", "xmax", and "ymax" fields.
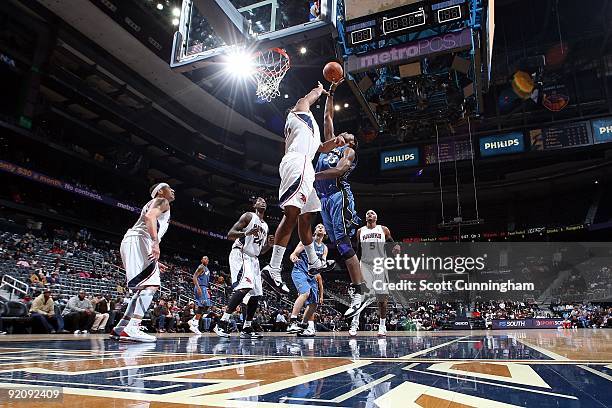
[{"xmin": 0, "ymin": 330, "xmax": 611, "ymax": 407}]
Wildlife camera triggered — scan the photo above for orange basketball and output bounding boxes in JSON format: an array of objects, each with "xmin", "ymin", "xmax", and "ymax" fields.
[{"xmin": 323, "ymin": 61, "xmax": 343, "ymax": 82}]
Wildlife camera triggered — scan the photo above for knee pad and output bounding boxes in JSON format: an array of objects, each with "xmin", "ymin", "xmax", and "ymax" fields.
[{"xmin": 336, "ymin": 236, "xmax": 356, "ymax": 261}]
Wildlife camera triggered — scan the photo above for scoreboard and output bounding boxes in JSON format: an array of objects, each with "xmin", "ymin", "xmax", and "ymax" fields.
[
  {"xmin": 344, "ymin": 0, "xmax": 469, "ymax": 47},
  {"xmin": 529, "ymin": 122, "xmax": 592, "ymax": 151},
  {"xmin": 424, "ymin": 137, "xmax": 473, "ymax": 165}
]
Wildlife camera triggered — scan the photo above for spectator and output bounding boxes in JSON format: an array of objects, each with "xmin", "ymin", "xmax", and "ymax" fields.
[
  {"xmin": 274, "ymin": 310, "xmax": 287, "ymax": 332},
  {"xmin": 62, "ymin": 290, "xmax": 95, "ymax": 334},
  {"xmin": 91, "ymin": 294, "xmax": 110, "ymax": 333},
  {"xmin": 29, "ymin": 272, "xmax": 42, "ymax": 287},
  {"xmin": 153, "ymin": 299, "xmax": 176, "ymax": 333},
  {"xmin": 29, "ymin": 289, "xmax": 66, "ymax": 334}
]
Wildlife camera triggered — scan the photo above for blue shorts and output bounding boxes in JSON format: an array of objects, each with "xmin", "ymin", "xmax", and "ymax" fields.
[
  {"xmin": 291, "ymin": 265, "xmax": 318, "ymax": 306},
  {"xmin": 194, "ymin": 287, "xmax": 212, "ymax": 307},
  {"xmin": 320, "ymin": 191, "xmax": 361, "ymax": 244}
]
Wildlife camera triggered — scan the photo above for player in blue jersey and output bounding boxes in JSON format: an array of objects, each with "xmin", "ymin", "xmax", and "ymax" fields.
[
  {"xmin": 287, "ymin": 223, "xmax": 327, "ymax": 337},
  {"xmin": 314, "ymin": 78, "xmax": 373, "ymax": 319},
  {"xmin": 188, "ymin": 256, "xmax": 212, "ymax": 334}
]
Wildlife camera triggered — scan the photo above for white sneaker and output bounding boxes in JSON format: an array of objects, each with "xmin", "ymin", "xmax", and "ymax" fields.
[
  {"xmin": 286, "ymin": 322, "xmax": 304, "ymax": 334},
  {"xmin": 348, "ymin": 325, "xmax": 358, "ymax": 337},
  {"xmin": 261, "ymin": 265, "xmax": 290, "ymax": 294},
  {"xmin": 81, "ymin": 330, "xmax": 88, "ymax": 334},
  {"xmin": 377, "ymin": 326, "xmax": 387, "ymax": 337},
  {"xmin": 189, "ymin": 320, "xmax": 202, "ymax": 335},
  {"xmin": 120, "ymin": 324, "xmax": 157, "ymax": 343},
  {"xmin": 344, "ymin": 290, "xmax": 374, "ymax": 318},
  {"xmin": 214, "ymin": 321, "xmax": 230, "ymax": 338},
  {"xmin": 73, "ymin": 330, "xmax": 81, "ymax": 334},
  {"xmin": 297, "ymin": 327, "xmax": 315, "ymax": 337}
]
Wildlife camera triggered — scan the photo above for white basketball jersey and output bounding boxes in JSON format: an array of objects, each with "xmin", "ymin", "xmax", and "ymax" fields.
[
  {"xmin": 233, "ymin": 212, "xmax": 269, "ymax": 257},
  {"xmin": 360, "ymin": 225, "xmax": 385, "ymax": 263},
  {"xmin": 124, "ymin": 199, "xmax": 171, "ymax": 242},
  {"xmin": 284, "ymin": 111, "xmax": 321, "ymax": 160}
]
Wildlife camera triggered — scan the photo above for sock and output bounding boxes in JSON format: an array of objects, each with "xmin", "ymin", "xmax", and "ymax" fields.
[
  {"xmin": 127, "ymin": 317, "xmax": 142, "ymax": 327},
  {"xmin": 270, "ymin": 245, "xmax": 286, "ymax": 269},
  {"xmin": 134, "ymin": 289, "xmax": 155, "ymax": 317},
  {"xmin": 308, "ymin": 321, "xmax": 315, "ymax": 330},
  {"xmin": 221, "ymin": 312, "xmax": 231, "ymax": 322},
  {"xmin": 113, "ymin": 289, "xmax": 140, "ymax": 333},
  {"xmin": 379, "ymin": 318, "xmax": 386, "ymax": 327},
  {"xmin": 304, "ymin": 242, "xmax": 318, "ymax": 264},
  {"xmin": 243, "ymin": 321, "xmax": 252, "ymax": 328}
]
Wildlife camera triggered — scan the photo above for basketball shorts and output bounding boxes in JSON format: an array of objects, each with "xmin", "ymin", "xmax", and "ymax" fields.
[
  {"xmin": 120, "ymin": 235, "xmax": 160, "ymax": 289},
  {"xmin": 229, "ymin": 248, "xmax": 262, "ymax": 296},
  {"xmin": 360, "ymin": 260, "xmax": 389, "ymax": 295},
  {"xmin": 320, "ymin": 191, "xmax": 360, "ymax": 243},
  {"xmin": 278, "ymin": 153, "xmax": 321, "ymax": 214},
  {"xmin": 194, "ymin": 286, "xmax": 212, "ymax": 307},
  {"xmin": 291, "ymin": 265, "xmax": 319, "ymax": 306}
]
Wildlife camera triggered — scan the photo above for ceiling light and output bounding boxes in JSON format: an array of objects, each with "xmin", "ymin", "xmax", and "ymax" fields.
[
  {"xmin": 172, "ymin": 18, "xmax": 179, "ymax": 25},
  {"xmin": 156, "ymin": 3, "xmax": 163, "ymax": 10},
  {"xmin": 224, "ymin": 50, "xmax": 255, "ymax": 78},
  {"xmin": 299, "ymin": 47, "xmax": 307, "ymax": 55},
  {"xmin": 344, "ymin": 103, "xmax": 349, "ymax": 108},
  {"xmin": 284, "ymin": 94, "xmax": 289, "ymax": 99},
  {"xmin": 172, "ymin": 7, "xmax": 181, "ymax": 17},
  {"xmin": 334, "ymin": 104, "xmax": 340, "ymax": 111}
]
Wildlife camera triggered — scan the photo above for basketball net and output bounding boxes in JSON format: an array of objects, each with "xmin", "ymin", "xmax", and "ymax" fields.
[{"xmin": 253, "ymin": 48, "xmax": 290, "ymax": 102}]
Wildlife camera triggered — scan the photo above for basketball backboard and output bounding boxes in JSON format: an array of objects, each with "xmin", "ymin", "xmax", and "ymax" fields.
[{"xmin": 171, "ymin": 0, "xmax": 338, "ymax": 71}]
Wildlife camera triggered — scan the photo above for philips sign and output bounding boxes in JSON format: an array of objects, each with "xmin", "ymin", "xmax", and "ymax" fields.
[
  {"xmin": 479, "ymin": 132, "xmax": 525, "ymax": 157},
  {"xmin": 591, "ymin": 117, "xmax": 612, "ymax": 144},
  {"xmin": 380, "ymin": 148, "xmax": 419, "ymax": 170}
]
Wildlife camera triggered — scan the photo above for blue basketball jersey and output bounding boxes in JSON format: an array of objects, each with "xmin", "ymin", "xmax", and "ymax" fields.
[
  {"xmin": 196, "ymin": 266, "xmax": 210, "ymax": 288},
  {"xmin": 314, "ymin": 145, "xmax": 356, "ymax": 197}
]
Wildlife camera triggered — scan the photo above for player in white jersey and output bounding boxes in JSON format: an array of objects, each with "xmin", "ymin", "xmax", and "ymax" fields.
[
  {"xmin": 350, "ymin": 210, "xmax": 400, "ymax": 337},
  {"xmin": 215, "ymin": 197, "xmax": 274, "ymax": 339},
  {"xmin": 111, "ymin": 183, "xmax": 175, "ymax": 342},
  {"xmin": 262, "ymin": 82, "xmax": 344, "ymax": 295}
]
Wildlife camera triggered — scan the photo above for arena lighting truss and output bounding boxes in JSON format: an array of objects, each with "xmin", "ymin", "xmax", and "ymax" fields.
[
  {"xmin": 170, "ymin": 0, "xmax": 339, "ymax": 72},
  {"xmin": 336, "ymin": 0, "xmax": 494, "ymax": 131}
]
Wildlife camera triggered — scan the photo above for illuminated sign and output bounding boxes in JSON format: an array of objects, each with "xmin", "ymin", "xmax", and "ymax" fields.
[
  {"xmin": 380, "ymin": 147, "xmax": 420, "ymax": 170},
  {"xmin": 479, "ymin": 132, "xmax": 525, "ymax": 157}
]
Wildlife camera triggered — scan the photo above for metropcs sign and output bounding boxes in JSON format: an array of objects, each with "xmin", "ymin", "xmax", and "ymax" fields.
[{"xmin": 346, "ymin": 28, "xmax": 473, "ymax": 73}]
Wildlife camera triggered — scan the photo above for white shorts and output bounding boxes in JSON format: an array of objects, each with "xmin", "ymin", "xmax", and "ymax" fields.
[
  {"xmin": 229, "ymin": 248, "xmax": 262, "ymax": 296},
  {"xmin": 360, "ymin": 261, "xmax": 389, "ymax": 295},
  {"xmin": 120, "ymin": 235, "xmax": 160, "ymax": 289},
  {"xmin": 278, "ymin": 153, "xmax": 321, "ymax": 214}
]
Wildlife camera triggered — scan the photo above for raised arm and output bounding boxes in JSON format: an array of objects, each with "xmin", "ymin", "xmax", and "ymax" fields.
[
  {"xmin": 323, "ymin": 79, "xmax": 344, "ymax": 141},
  {"xmin": 294, "ymin": 82, "xmax": 327, "ymax": 112},
  {"xmin": 315, "ymin": 146, "xmax": 355, "ymax": 180}
]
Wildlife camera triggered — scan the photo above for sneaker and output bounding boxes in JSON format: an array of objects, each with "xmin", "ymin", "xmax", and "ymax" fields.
[
  {"xmin": 81, "ymin": 330, "xmax": 88, "ymax": 334},
  {"xmin": 189, "ymin": 320, "xmax": 202, "ymax": 335},
  {"xmin": 377, "ymin": 326, "xmax": 387, "ymax": 337},
  {"xmin": 109, "ymin": 328, "xmax": 121, "ymax": 341},
  {"xmin": 307, "ymin": 259, "xmax": 336, "ymax": 276},
  {"xmin": 214, "ymin": 321, "xmax": 230, "ymax": 338},
  {"xmin": 240, "ymin": 326, "xmax": 262, "ymax": 339},
  {"xmin": 297, "ymin": 327, "xmax": 315, "ymax": 337},
  {"xmin": 348, "ymin": 325, "xmax": 358, "ymax": 337},
  {"xmin": 261, "ymin": 265, "xmax": 290, "ymax": 294},
  {"xmin": 73, "ymin": 330, "xmax": 81, "ymax": 334},
  {"xmin": 120, "ymin": 324, "xmax": 157, "ymax": 343},
  {"xmin": 344, "ymin": 289, "xmax": 375, "ymax": 318},
  {"xmin": 0, "ymin": 331, "xmax": 6, "ymax": 335},
  {"xmin": 50, "ymin": 330, "xmax": 57, "ymax": 334},
  {"xmin": 286, "ymin": 322, "xmax": 304, "ymax": 334}
]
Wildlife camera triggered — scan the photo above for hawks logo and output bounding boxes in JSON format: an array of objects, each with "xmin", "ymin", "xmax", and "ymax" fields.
[{"xmin": 299, "ymin": 193, "xmax": 307, "ymax": 203}]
